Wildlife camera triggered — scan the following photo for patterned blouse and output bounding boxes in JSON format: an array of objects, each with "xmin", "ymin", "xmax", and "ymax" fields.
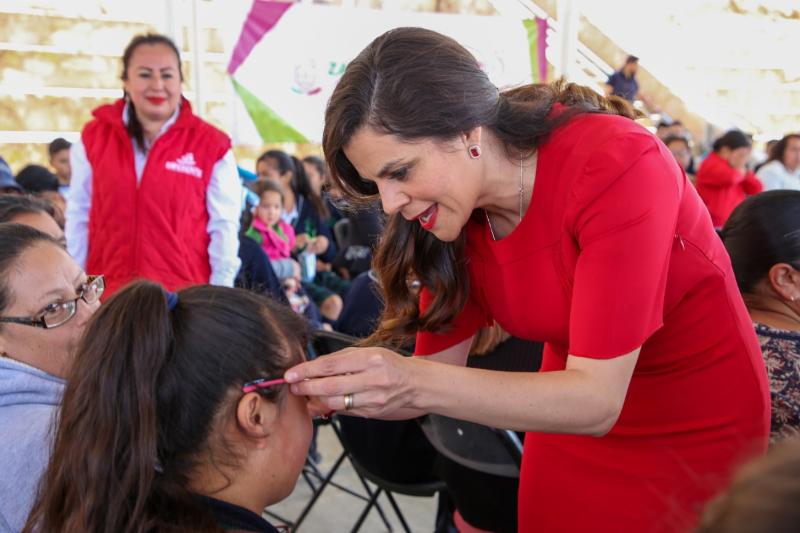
[{"xmin": 755, "ymin": 323, "xmax": 800, "ymax": 442}]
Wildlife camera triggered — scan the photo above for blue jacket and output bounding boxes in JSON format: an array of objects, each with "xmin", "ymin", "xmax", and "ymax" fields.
[{"xmin": 0, "ymin": 358, "xmax": 64, "ymax": 532}]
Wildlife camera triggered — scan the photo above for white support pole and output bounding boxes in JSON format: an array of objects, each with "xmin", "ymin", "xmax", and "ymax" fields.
[
  {"xmin": 191, "ymin": 0, "xmax": 205, "ymax": 118},
  {"xmin": 163, "ymin": 0, "xmax": 181, "ymax": 43},
  {"xmin": 555, "ymin": 0, "xmax": 580, "ymax": 81}
]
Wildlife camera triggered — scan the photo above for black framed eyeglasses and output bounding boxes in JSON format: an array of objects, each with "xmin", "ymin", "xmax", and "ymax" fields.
[{"xmin": 0, "ymin": 275, "xmax": 105, "ymax": 329}]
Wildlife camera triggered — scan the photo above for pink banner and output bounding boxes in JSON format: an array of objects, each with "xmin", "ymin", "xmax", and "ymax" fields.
[
  {"xmin": 227, "ymin": 0, "xmax": 293, "ymax": 75},
  {"xmin": 537, "ymin": 17, "xmax": 548, "ymax": 83}
]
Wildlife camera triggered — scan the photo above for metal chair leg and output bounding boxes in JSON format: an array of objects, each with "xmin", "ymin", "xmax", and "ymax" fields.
[
  {"xmin": 294, "ymin": 449, "xmax": 348, "ymax": 529},
  {"xmin": 350, "ymin": 486, "xmax": 383, "ymax": 533},
  {"xmin": 385, "ymin": 490, "xmax": 413, "ymax": 533}
]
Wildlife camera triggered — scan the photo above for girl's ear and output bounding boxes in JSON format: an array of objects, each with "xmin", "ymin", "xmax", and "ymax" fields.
[{"xmin": 236, "ymin": 393, "xmax": 278, "ymax": 448}]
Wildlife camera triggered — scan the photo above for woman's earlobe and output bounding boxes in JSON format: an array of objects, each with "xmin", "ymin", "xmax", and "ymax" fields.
[{"xmin": 767, "ymin": 263, "xmax": 800, "ymax": 302}]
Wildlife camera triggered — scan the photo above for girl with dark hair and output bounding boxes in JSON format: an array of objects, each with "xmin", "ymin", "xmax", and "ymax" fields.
[
  {"xmin": 756, "ymin": 133, "xmax": 800, "ymax": 191},
  {"xmin": 696, "ymin": 129, "xmax": 763, "ymax": 226},
  {"xmin": 256, "ymin": 150, "xmax": 349, "ymax": 318},
  {"xmin": 0, "ymin": 223, "xmax": 101, "ymax": 531},
  {"xmin": 24, "ymin": 282, "xmax": 311, "ymax": 533},
  {"xmin": 722, "ymin": 190, "xmax": 800, "ymax": 441},
  {"xmin": 302, "ymin": 155, "xmax": 328, "ymax": 198},
  {"xmin": 285, "ymin": 27, "xmax": 769, "ymax": 532},
  {"xmin": 66, "ymin": 33, "xmax": 242, "ymax": 298},
  {"xmin": 256, "ymin": 150, "xmax": 335, "ymax": 262}
]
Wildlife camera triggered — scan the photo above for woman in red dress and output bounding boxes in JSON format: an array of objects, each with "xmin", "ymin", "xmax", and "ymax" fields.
[{"xmin": 286, "ymin": 28, "xmax": 770, "ymax": 532}]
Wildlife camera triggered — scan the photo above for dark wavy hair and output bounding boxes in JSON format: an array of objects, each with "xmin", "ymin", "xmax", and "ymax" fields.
[
  {"xmin": 766, "ymin": 133, "xmax": 800, "ymax": 166},
  {"xmin": 322, "ymin": 26, "xmax": 640, "ymax": 346},
  {"xmin": 721, "ymin": 190, "xmax": 800, "ymax": 294},
  {"xmin": 24, "ymin": 282, "xmax": 308, "ymax": 532},
  {"xmin": 121, "ymin": 33, "xmax": 184, "ymax": 152}
]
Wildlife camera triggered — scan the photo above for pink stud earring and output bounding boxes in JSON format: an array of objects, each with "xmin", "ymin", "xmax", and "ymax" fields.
[{"xmin": 468, "ymin": 145, "xmax": 481, "ymax": 159}]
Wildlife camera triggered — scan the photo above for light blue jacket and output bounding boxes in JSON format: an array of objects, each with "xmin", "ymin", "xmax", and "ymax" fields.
[{"xmin": 0, "ymin": 357, "xmax": 64, "ymax": 532}]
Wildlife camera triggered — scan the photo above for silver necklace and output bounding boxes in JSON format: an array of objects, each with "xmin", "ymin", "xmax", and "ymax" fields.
[{"xmin": 485, "ymin": 155, "xmax": 525, "ymax": 241}]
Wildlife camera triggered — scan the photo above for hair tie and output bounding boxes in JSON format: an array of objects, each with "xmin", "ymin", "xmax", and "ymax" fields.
[{"xmin": 165, "ymin": 291, "xmax": 179, "ymax": 311}]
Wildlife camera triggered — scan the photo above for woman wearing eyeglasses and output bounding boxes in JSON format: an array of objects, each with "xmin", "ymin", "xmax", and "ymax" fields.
[
  {"xmin": 0, "ymin": 223, "xmax": 103, "ymax": 532},
  {"xmin": 24, "ymin": 282, "xmax": 310, "ymax": 533}
]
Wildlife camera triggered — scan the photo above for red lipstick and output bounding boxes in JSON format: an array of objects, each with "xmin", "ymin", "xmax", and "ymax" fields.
[{"xmin": 417, "ymin": 204, "xmax": 438, "ymax": 231}]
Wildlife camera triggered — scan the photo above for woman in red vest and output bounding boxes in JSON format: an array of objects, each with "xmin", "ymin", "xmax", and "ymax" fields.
[
  {"xmin": 695, "ymin": 130, "xmax": 763, "ymax": 227},
  {"xmin": 65, "ymin": 33, "xmax": 242, "ymax": 297},
  {"xmin": 284, "ymin": 28, "xmax": 770, "ymax": 532}
]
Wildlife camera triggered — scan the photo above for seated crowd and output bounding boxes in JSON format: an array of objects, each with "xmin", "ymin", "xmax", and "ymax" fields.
[
  {"xmin": 3, "ymin": 128, "xmax": 800, "ymax": 531},
  {"xmin": 1, "ymin": 84, "xmax": 800, "ymax": 533}
]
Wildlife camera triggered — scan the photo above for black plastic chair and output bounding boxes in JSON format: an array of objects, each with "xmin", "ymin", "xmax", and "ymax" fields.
[
  {"xmin": 419, "ymin": 415, "xmax": 523, "ymax": 533},
  {"xmin": 419, "ymin": 415, "xmax": 522, "ymax": 477},
  {"xmin": 264, "ymin": 330, "xmax": 394, "ymax": 531},
  {"xmin": 302, "ymin": 330, "xmax": 445, "ymax": 532},
  {"xmin": 416, "ymin": 336, "xmax": 542, "ymax": 533}
]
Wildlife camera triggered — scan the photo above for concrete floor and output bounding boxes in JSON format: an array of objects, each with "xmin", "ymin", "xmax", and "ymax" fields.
[{"xmin": 265, "ymin": 423, "xmax": 440, "ymax": 532}]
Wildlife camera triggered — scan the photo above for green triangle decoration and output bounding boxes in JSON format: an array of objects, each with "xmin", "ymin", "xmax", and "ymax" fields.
[{"xmin": 231, "ymin": 77, "xmax": 309, "ymax": 143}]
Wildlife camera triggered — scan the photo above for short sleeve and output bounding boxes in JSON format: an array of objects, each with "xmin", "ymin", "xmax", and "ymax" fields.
[
  {"xmin": 568, "ymin": 136, "xmax": 681, "ymax": 358},
  {"xmin": 414, "ymin": 286, "xmax": 491, "ymax": 356}
]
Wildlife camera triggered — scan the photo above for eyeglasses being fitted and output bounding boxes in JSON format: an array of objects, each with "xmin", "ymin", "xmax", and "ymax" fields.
[
  {"xmin": 242, "ymin": 377, "xmax": 286, "ymax": 394},
  {"xmin": 0, "ymin": 275, "xmax": 105, "ymax": 329}
]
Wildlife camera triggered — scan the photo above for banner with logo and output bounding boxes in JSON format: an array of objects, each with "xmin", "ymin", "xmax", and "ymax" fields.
[{"xmin": 228, "ymin": 0, "xmax": 547, "ymax": 144}]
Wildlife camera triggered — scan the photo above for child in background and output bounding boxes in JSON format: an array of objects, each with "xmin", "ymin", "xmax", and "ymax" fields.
[
  {"xmin": 247, "ymin": 180, "xmax": 343, "ymax": 322},
  {"xmin": 246, "ymin": 181, "xmax": 309, "ymax": 313},
  {"xmin": 24, "ymin": 282, "xmax": 312, "ymax": 533}
]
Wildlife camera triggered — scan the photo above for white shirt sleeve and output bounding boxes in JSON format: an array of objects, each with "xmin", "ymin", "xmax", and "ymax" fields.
[
  {"xmin": 65, "ymin": 139, "xmax": 92, "ymax": 268},
  {"xmin": 757, "ymin": 162, "xmax": 781, "ymax": 191},
  {"xmin": 206, "ymin": 149, "xmax": 243, "ymax": 286}
]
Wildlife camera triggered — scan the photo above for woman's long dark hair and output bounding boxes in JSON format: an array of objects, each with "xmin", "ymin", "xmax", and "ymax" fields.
[
  {"xmin": 122, "ymin": 33, "xmax": 184, "ymax": 152},
  {"xmin": 24, "ymin": 282, "xmax": 308, "ymax": 533},
  {"xmin": 258, "ymin": 150, "xmax": 329, "ymax": 220},
  {"xmin": 721, "ymin": 190, "xmax": 800, "ymax": 294},
  {"xmin": 322, "ymin": 26, "xmax": 640, "ymax": 346}
]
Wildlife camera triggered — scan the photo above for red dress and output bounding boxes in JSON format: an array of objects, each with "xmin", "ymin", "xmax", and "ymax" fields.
[{"xmin": 415, "ymin": 113, "xmax": 770, "ymax": 532}]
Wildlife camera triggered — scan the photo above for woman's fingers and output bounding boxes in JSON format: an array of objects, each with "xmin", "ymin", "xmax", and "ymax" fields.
[
  {"xmin": 285, "ymin": 347, "xmax": 373, "ymax": 382},
  {"xmin": 290, "ymin": 373, "xmax": 357, "ymax": 397},
  {"xmin": 304, "ymin": 390, "xmax": 398, "ymax": 418},
  {"xmin": 285, "ymin": 347, "xmax": 410, "ymax": 414}
]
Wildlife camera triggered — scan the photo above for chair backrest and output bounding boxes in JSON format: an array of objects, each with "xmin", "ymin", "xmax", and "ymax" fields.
[
  {"xmin": 312, "ymin": 330, "xmax": 523, "ymax": 479},
  {"xmin": 311, "ymin": 331, "xmax": 443, "ymax": 493},
  {"xmin": 333, "ymin": 218, "xmax": 353, "ymax": 249},
  {"xmin": 419, "ymin": 414, "xmax": 522, "ymax": 479}
]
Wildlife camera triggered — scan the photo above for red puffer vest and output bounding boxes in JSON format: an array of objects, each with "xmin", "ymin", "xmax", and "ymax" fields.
[{"xmin": 82, "ymin": 97, "xmax": 231, "ymax": 297}]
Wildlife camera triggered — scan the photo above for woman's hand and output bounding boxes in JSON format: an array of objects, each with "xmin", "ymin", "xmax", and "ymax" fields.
[{"xmin": 285, "ymin": 347, "xmax": 415, "ymax": 418}]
